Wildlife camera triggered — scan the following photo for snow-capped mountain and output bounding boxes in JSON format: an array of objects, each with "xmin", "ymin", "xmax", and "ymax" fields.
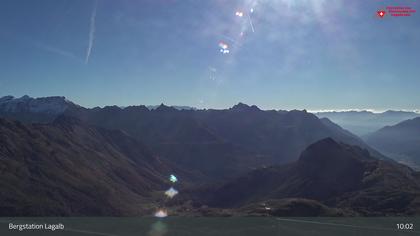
[
  {"xmin": 0, "ymin": 95, "xmax": 80, "ymax": 123},
  {"xmin": 0, "ymin": 95, "xmax": 77, "ymax": 114}
]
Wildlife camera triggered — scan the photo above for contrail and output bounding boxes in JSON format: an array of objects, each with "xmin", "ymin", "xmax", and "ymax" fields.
[
  {"xmin": 0, "ymin": 31, "xmax": 81, "ymax": 62},
  {"xmin": 85, "ymin": 0, "xmax": 98, "ymax": 64},
  {"xmin": 247, "ymin": 13, "xmax": 255, "ymax": 33},
  {"xmin": 36, "ymin": 42, "xmax": 79, "ymax": 60}
]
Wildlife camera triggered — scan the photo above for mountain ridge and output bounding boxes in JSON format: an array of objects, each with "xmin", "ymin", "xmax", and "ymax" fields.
[
  {"xmin": 65, "ymin": 100, "xmax": 387, "ymax": 182},
  {"xmin": 0, "ymin": 95, "xmax": 390, "ymax": 180},
  {"xmin": 365, "ymin": 117, "xmax": 420, "ymax": 169},
  {"xmin": 315, "ymin": 110, "xmax": 420, "ymax": 136},
  {"xmin": 196, "ymin": 138, "xmax": 420, "ymax": 216},
  {"xmin": 0, "ymin": 96, "xmax": 419, "ymax": 216}
]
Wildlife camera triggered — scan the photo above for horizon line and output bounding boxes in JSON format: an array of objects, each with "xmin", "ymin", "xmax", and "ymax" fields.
[{"xmin": 1, "ymin": 94, "xmax": 420, "ymax": 114}]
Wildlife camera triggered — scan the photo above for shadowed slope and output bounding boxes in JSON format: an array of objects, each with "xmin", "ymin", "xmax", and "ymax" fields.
[
  {"xmin": 203, "ymin": 138, "xmax": 420, "ymax": 216},
  {"xmin": 0, "ymin": 116, "xmax": 169, "ymax": 216}
]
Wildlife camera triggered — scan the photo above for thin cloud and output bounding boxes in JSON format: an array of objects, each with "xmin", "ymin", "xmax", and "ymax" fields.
[
  {"xmin": 85, "ymin": 0, "xmax": 98, "ymax": 64},
  {"xmin": 0, "ymin": 31, "xmax": 80, "ymax": 62},
  {"xmin": 35, "ymin": 42, "xmax": 79, "ymax": 60}
]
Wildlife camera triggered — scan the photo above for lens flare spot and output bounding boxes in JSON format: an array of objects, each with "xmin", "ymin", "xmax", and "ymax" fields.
[
  {"xmin": 154, "ymin": 209, "xmax": 168, "ymax": 218},
  {"xmin": 218, "ymin": 41, "xmax": 230, "ymax": 54},
  {"xmin": 219, "ymin": 41, "xmax": 228, "ymax": 50},
  {"xmin": 165, "ymin": 187, "xmax": 179, "ymax": 198},
  {"xmin": 169, "ymin": 174, "xmax": 178, "ymax": 183},
  {"xmin": 235, "ymin": 11, "xmax": 244, "ymax": 17}
]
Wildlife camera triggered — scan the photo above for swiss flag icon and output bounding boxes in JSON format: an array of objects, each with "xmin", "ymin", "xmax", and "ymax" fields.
[{"xmin": 377, "ymin": 10, "xmax": 386, "ymax": 18}]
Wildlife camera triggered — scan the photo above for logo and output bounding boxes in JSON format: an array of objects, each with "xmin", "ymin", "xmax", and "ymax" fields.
[{"xmin": 377, "ymin": 10, "xmax": 386, "ymax": 18}]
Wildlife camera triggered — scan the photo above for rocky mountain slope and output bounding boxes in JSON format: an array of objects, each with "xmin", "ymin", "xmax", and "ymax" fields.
[
  {"xmin": 200, "ymin": 138, "xmax": 420, "ymax": 216},
  {"xmin": 0, "ymin": 116, "xmax": 170, "ymax": 216},
  {"xmin": 0, "ymin": 96, "xmax": 387, "ymax": 182},
  {"xmin": 65, "ymin": 102, "xmax": 385, "ymax": 182}
]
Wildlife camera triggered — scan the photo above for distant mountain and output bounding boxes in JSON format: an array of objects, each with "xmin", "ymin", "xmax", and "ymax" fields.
[
  {"xmin": 0, "ymin": 116, "xmax": 170, "ymax": 216},
  {"xmin": 0, "ymin": 95, "xmax": 79, "ymax": 123},
  {"xmin": 147, "ymin": 104, "xmax": 197, "ymax": 110},
  {"xmin": 365, "ymin": 117, "xmax": 420, "ymax": 169},
  {"xmin": 64, "ymin": 102, "xmax": 385, "ymax": 182},
  {"xmin": 315, "ymin": 110, "xmax": 420, "ymax": 136},
  {"xmin": 0, "ymin": 95, "xmax": 197, "ymax": 120},
  {"xmin": 200, "ymin": 138, "xmax": 420, "ymax": 216}
]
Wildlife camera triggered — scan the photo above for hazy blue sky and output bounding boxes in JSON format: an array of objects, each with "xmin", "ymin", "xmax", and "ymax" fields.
[{"xmin": 1, "ymin": 0, "xmax": 419, "ymax": 110}]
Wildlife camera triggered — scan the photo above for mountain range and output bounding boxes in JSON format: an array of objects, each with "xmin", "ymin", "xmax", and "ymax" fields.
[
  {"xmin": 315, "ymin": 110, "xmax": 420, "ymax": 136},
  {"xmin": 0, "ymin": 96, "xmax": 385, "ymax": 182},
  {"xmin": 63, "ymin": 102, "xmax": 388, "ymax": 182},
  {"xmin": 365, "ymin": 117, "xmax": 420, "ymax": 169},
  {"xmin": 0, "ymin": 95, "xmax": 419, "ymax": 216}
]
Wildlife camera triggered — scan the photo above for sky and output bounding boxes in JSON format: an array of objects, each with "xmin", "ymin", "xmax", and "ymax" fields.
[{"xmin": 0, "ymin": 0, "xmax": 419, "ymax": 110}]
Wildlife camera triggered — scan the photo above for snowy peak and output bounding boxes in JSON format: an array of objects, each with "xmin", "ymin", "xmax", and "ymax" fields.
[
  {"xmin": 0, "ymin": 96, "xmax": 14, "ymax": 103},
  {"xmin": 0, "ymin": 95, "xmax": 77, "ymax": 115}
]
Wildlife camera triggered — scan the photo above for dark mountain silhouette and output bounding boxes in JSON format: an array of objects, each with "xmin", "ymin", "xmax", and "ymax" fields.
[
  {"xmin": 0, "ymin": 116, "xmax": 171, "ymax": 216},
  {"xmin": 0, "ymin": 96, "xmax": 387, "ymax": 182},
  {"xmin": 201, "ymin": 138, "xmax": 420, "ymax": 216},
  {"xmin": 64, "ymin": 102, "xmax": 384, "ymax": 182},
  {"xmin": 315, "ymin": 110, "xmax": 420, "ymax": 136},
  {"xmin": 147, "ymin": 104, "xmax": 197, "ymax": 110},
  {"xmin": 365, "ymin": 117, "xmax": 420, "ymax": 169}
]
